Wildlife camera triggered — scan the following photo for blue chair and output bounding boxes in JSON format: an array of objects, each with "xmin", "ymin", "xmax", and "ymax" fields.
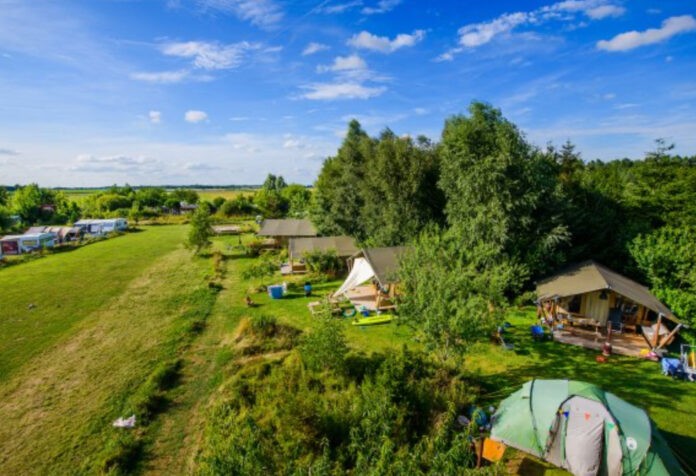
[{"xmin": 662, "ymin": 358, "xmax": 683, "ymax": 378}]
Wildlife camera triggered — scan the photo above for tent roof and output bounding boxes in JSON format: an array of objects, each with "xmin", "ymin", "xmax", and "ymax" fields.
[
  {"xmin": 289, "ymin": 236, "xmax": 358, "ymax": 258},
  {"xmin": 491, "ymin": 379, "xmax": 683, "ymax": 476},
  {"xmin": 536, "ymin": 260, "xmax": 678, "ymax": 322},
  {"xmin": 257, "ymin": 219, "xmax": 317, "ymax": 237},
  {"xmin": 358, "ymin": 246, "xmax": 408, "ymax": 287}
]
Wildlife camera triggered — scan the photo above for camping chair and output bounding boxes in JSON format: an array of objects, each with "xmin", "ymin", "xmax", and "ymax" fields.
[
  {"xmin": 608, "ymin": 308, "xmax": 623, "ymax": 334},
  {"xmin": 494, "ymin": 326, "xmax": 514, "ymax": 350},
  {"xmin": 661, "ymin": 358, "xmax": 684, "ymax": 378}
]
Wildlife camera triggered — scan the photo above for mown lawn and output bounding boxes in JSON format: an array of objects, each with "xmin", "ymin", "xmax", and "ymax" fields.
[
  {"xmin": 0, "ymin": 226, "xmax": 188, "ymax": 380},
  {"xmin": 0, "ymin": 226, "xmax": 219, "ymax": 474}
]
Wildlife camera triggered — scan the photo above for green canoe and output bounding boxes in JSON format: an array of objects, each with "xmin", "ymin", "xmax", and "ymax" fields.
[{"xmin": 351, "ymin": 314, "xmax": 394, "ymax": 326}]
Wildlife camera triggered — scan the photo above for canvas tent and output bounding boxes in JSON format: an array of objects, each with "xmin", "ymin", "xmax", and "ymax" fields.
[
  {"xmin": 333, "ymin": 247, "xmax": 408, "ymax": 310},
  {"xmin": 537, "ymin": 261, "xmax": 683, "ymax": 350},
  {"xmin": 257, "ymin": 219, "xmax": 317, "ymax": 248},
  {"xmin": 491, "ymin": 379, "xmax": 684, "ymax": 476},
  {"xmin": 289, "ymin": 236, "xmax": 358, "ymax": 261}
]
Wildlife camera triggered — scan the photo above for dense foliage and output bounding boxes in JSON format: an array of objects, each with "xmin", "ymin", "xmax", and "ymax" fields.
[
  {"xmin": 311, "ymin": 101, "xmax": 696, "ymax": 341},
  {"xmin": 197, "ymin": 318, "xmax": 488, "ymax": 475},
  {"xmin": 311, "ymin": 122, "xmax": 442, "ymax": 246}
]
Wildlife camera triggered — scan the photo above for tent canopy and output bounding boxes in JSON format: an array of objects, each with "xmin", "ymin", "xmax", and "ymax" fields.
[
  {"xmin": 536, "ymin": 260, "xmax": 678, "ymax": 322},
  {"xmin": 334, "ymin": 257, "xmax": 375, "ymax": 297},
  {"xmin": 356, "ymin": 246, "xmax": 408, "ymax": 288},
  {"xmin": 491, "ymin": 379, "xmax": 684, "ymax": 476},
  {"xmin": 257, "ymin": 219, "xmax": 317, "ymax": 237},
  {"xmin": 289, "ymin": 236, "xmax": 358, "ymax": 259}
]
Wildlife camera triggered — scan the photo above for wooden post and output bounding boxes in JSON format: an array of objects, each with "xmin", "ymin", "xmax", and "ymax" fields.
[
  {"xmin": 652, "ymin": 314, "xmax": 663, "ymax": 349},
  {"xmin": 656, "ymin": 323, "xmax": 682, "ymax": 350}
]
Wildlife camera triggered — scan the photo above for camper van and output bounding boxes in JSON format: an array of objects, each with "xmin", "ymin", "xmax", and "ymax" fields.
[
  {"xmin": 0, "ymin": 233, "xmax": 56, "ymax": 255},
  {"xmin": 74, "ymin": 218, "xmax": 128, "ymax": 236}
]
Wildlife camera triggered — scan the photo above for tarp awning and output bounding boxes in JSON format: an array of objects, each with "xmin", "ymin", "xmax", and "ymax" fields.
[
  {"xmin": 334, "ymin": 258, "xmax": 374, "ymax": 297},
  {"xmin": 360, "ymin": 246, "xmax": 408, "ymax": 287},
  {"xmin": 257, "ymin": 219, "xmax": 317, "ymax": 237},
  {"xmin": 289, "ymin": 236, "xmax": 358, "ymax": 259},
  {"xmin": 536, "ymin": 261, "xmax": 678, "ymax": 322}
]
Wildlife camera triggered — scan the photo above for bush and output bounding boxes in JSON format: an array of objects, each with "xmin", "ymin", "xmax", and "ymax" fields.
[
  {"xmin": 303, "ymin": 249, "xmax": 344, "ymax": 277},
  {"xmin": 299, "ymin": 314, "xmax": 348, "ymax": 372},
  {"xmin": 241, "ymin": 256, "xmax": 278, "ymax": 280}
]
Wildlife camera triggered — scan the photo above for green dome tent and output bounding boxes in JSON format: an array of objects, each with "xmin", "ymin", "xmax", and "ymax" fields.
[{"xmin": 490, "ymin": 380, "xmax": 684, "ymax": 476}]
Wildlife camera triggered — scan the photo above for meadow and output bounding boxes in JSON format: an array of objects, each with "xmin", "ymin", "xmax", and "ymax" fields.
[{"xmin": 0, "ymin": 227, "xmax": 694, "ymax": 474}]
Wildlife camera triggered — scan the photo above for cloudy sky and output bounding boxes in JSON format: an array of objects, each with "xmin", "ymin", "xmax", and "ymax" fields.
[{"xmin": 1, "ymin": 0, "xmax": 695, "ymax": 186}]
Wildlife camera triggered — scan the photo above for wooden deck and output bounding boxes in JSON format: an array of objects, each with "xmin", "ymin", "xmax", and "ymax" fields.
[
  {"xmin": 345, "ymin": 285, "xmax": 378, "ymax": 311},
  {"xmin": 553, "ymin": 325, "xmax": 650, "ymax": 357}
]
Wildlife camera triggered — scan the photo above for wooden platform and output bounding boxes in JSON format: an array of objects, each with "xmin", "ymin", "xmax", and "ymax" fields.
[
  {"xmin": 345, "ymin": 285, "xmax": 378, "ymax": 311},
  {"xmin": 553, "ymin": 326, "xmax": 649, "ymax": 357}
]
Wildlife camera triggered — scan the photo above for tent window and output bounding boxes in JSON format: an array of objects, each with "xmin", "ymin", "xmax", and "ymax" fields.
[{"xmin": 568, "ymin": 296, "xmax": 581, "ymax": 314}]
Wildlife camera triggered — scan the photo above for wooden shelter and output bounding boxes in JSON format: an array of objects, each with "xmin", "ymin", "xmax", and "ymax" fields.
[
  {"xmin": 537, "ymin": 260, "xmax": 683, "ymax": 355},
  {"xmin": 285, "ymin": 236, "xmax": 358, "ymax": 274},
  {"xmin": 334, "ymin": 246, "xmax": 408, "ymax": 311},
  {"xmin": 257, "ymin": 219, "xmax": 317, "ymax": 248}
]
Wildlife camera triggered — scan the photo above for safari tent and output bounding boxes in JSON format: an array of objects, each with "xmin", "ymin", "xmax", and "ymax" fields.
[
  {"xmin": 257, "ymin": 219, "xmax": 317, "ymax": 248},
  {"xmin": 333, "ymin": 246, "xmax": 408, "ymax": 311},
  {"xmin": 537, "ymin": 261, "xmax": 683, "ymax": 354},
  {"xmin": 490, "ymin": 379, "xmax": 684, "ymax": 476},
  {"xmin": 284, "ymin": 236, "xmax": 358, "ymax": 274}
]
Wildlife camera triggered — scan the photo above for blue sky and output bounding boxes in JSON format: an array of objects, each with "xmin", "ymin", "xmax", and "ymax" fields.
[{"xmin": 1, "ymin": 0, "xmax": 695, "ymax": 186}]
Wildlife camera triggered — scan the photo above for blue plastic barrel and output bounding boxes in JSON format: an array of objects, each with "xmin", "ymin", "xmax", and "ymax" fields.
[{"xmin": 268, "ymin": 285, "xmax": 284, "ymax": 299}]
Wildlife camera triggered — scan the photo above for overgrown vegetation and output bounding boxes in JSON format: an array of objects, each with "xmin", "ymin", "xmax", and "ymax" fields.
[{"xmin": 197, "ymin": 317, "xmax": 488, "ymax": 475}]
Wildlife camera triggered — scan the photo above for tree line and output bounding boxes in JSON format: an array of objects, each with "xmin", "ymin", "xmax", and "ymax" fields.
[{"xmin": 310, "ymin": 101, "xmax": 696, "ymax": 346}]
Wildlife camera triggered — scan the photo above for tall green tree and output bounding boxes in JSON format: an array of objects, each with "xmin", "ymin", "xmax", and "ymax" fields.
[
  {"xmin": 187, "ymin": 203, "xmax": 214, "ymax": 254},
  {"xmin": 311, "ymin": 120, "xmax": 372, "ymax": 240},
  {"xmin": 281, "ymin": 184, "xmax": 311, "ymax": 218},
  {"xmin": 399, "ymin": 227, "xmax": 522, "ymax": 361},
  {"xmin": 438, "ymin": 102, "xmax": 569, "ymax": 283},
  {"xmin": 255, "ymin": 173, "xmax": 289, "ymax": 217},
  {"xmin": 361, "ymin": 131, "xmax": 443, "ymax": 246},
  {"xmin": 630, "ymin": 226, "xmax": 696, "ymax": 326}
]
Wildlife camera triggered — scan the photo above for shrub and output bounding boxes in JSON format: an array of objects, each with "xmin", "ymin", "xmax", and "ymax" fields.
[
  {"xmin": 303, "ymin": 249, "xmax": 344, "ymax": 277},
  {"xmin": 299, "ymin": 314, "xmax": 348, "ymax": 372}
]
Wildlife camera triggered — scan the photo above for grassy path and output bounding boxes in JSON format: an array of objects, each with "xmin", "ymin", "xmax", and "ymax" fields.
[
  {"xmin": 0, "ymin": 227, "xmax": 213, "ymax": 474},
  {"xmin": 144, "ymin": 247, "xmax": 248, "ymax": 474}
]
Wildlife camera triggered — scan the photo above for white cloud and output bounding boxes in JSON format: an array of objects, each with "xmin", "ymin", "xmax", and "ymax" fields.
[
  {"xmin": 585, "ymin": 5, "xmax": 625, "ymax": 19},
  {"xmin": 301, "ymin": 82, "xmax": 386, "ymax": 100},
  {"xmin": 162, "ymin": 41, "xmax": 260, "ymax": 70},
  {"xmin": 185, "ymin": 110, "xmax": 208, "ymax": 123},
  {"xmin": 458, "ymin": 12, "xmax": 528, "ymax": 47},
  {"xmin": 149, "ymin": 111, "xmax": 161, "ymax": 124},
  {"xmin": 302, "ymin": 42, "xmax": 330, "ymax": 56},
  {"xmin": 198, "ymin": 0, "xmax": 283, "ymax": 28},
  {"xmin": 317, "ymin": 54, "xmax": 367, "ymax": 73},
  {"xmin": 452, "ymin": 1, "xmax": 626, "ymax": 52},
  {"xmin": 348, "ymin": 30, "xmax": 425, "ymax": 53},
  {"xmin": 183, "ymin": 162, "xmax": 221, "ymax": 171},
  {"xmin": 316, "ymin": 1, "xmax": 363, "ymax": 14},
  {"xmin": 70, "ymin": 154, "xmax": 161, "ymax": 174},
  {"xmin": 0, "ymin": 148, "xmax": 20, "ymax": 156},
  {"xmin": 130, "ymin": 70, "xmax": 190, "ymax": 83},
  {"xmin": 597, "ymin": 15, "xmax": 696, "ymax": 52},
  {"xmin": 602, "ymin": 93, "xmax": 616, "ymax": 100},
  {"xmin": 283, "ymin": 135, "xmax": 305, "ymax": 149},
  {"xmin": 361, "ymin": 0, "xmax": 401, "ymax": 15}
]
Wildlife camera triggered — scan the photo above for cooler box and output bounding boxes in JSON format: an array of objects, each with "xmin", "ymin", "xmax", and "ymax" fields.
[{"xmin": 268, "ymin": 285, "xmax": 284, "ymax": 299}]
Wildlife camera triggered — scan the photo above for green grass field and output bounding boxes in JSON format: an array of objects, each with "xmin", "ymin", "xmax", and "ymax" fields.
[
  {"xmin": 0, "ymin": 228, "xmax": 694, "ymax": 474},
  {"xmin": 56, "ymin": 187, "xmax": 257, "ymax": 204}
]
